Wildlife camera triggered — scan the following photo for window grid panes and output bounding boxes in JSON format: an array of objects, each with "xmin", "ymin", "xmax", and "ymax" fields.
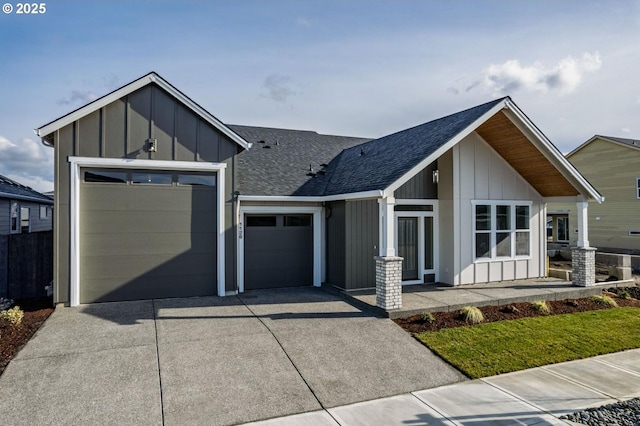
[
  {"xmin": 132, "ymin": 172, "xmax": 173, "ymax": 185},
  {"xmin": 474, "ymin": 202, "xmax": 531, "ymax": 260}
]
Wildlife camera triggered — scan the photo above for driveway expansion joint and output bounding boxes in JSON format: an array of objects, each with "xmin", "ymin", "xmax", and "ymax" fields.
[
  {"xmin": 152, "ymin": 300, "xmax": 166, "ymax": 426},
  {"xmin": 237, "ymin": 296, "xmax": 329, "ymax": 414}
]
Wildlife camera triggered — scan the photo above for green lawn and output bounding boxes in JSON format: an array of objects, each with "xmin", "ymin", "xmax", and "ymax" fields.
[{"xmin": 414, "ymin": 307, "xmax": 640, "ymax": 379}]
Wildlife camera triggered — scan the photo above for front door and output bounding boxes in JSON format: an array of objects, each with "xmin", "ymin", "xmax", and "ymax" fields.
[
  {"xmin": 398, "ymin": 217, "xmax": 419, "ymax": 280},
  {"xmin": 395, "ymin": 206, "xmax": 439, "ymax": 284}
]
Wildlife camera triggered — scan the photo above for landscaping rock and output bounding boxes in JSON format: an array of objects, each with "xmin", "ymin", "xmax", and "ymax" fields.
[{"xmin": 561, "ymin": 397, "xmax": 640, "ymax": 425}]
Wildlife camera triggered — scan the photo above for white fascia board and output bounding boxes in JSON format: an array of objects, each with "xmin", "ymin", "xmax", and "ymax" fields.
[
  {"xmin": 503, "ymin": 100, "xmax": 604, "ymax": 204},
  {"xmin": 238, "ymin": 189, "xmax": 383, "ymax": 203},
  {"xmin": 543, "ymin": 195, "xmax": 607, "ymax": 203},
  {"xmin": 69, "ymin": 157, "xmax": 226, "ymax": 171},
  {"xmin": 35, "ymin": 72, "xmax": 251, "ymax": 151},
  {"xmin": 0, "ymin": 192, "xmax": 53, "ymax": 204},
  {"xmin": 382, "ymin": 100, "xmax": 509, "ymax": 198}
]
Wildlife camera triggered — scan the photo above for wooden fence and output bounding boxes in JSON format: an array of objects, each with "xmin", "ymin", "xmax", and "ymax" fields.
[{"xmin": 0, "ymin": 231, "xmax": 53, "ymax": 300}]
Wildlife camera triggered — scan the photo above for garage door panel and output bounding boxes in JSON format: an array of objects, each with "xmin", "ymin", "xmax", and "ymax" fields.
[
  {"xmin": 81, "ymin": 211, "xmax": 216, "ymax": 234},
  {"xmin": 81, "ymin": 274, "xmax": 214, "ymax": 304},
  {"xmin": 82, "ymin": 186, "xmax": 216, "ymax": 212},
  {"xmin": 81, "ymin": 252, "xmax": 216, "ymax": 280},
  {"xmin": 81, "ymin": 232, "xmax": 217, "ymax": 257}
]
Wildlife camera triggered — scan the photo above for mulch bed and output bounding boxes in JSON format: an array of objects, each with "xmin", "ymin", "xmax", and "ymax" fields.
[
  {"xmin": 0, "ymin": 297, "xmax": 53, "ymax": 375},
  {"xmin": 393, "ymin": 288, "xmax": 640, "ymax": 334}
]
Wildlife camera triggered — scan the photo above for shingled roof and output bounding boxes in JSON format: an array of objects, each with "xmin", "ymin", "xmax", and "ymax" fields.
[
  {"xmin": 318, "ymin": 97, "xmax": 507, "ymax": 196},
  {"xmin": 233, "ymin": 97, "xmax": 506, "ymax": 197},
  {"xmin": 230, "ymin": 125, "xmax": 370, "ymax": 196},
  {"xmin": 0, "ymin": 175, "xmax": 53, "ymax": 203}
]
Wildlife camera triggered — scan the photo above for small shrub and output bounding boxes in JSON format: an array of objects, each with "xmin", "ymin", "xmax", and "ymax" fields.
[
  {"xmin": 460, "ymin": 306, "xmax": 484, "ymax": 324},
  {"xmin": 421, "ymin": 311, "xmax": 435, "ymax": 323},
  {"xmin": 617, "ymin": 290, "xmax": 631, "ymax": 300},
  {"xmin": 591, "ymin": 295, "xmax": 618, "ymax": 308},
  {"xmin": 0, "ymin": 306, "xmax": 24, "ymax": 325},
  {"xmin": 531, "ymin": 300, "xmax": 551, "ymax": 315}
]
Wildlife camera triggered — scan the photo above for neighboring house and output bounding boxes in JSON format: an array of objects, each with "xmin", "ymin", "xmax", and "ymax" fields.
[
  {"xmin": 0, "ymin": 175, "xmax": 53, "ymax": 235},
  {"xmin": 548, "ymin": 135, "xmax": 640, "ymax": 253},
  {"xmin": 0, "ymin": 175, "xmax": 53, "ymax": 299},
  {"xmin": 35, "ymin": 72, "xmax": 602, "ymax": 308}
]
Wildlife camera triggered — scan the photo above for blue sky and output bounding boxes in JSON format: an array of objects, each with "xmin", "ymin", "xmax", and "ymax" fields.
[{"xmin": 1, "ymin": 0, "xmax": 639, "ymax": 192}]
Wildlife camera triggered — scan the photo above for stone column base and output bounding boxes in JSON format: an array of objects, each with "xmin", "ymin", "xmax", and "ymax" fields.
[
  {"xmin": 572, "ymin": 247, "xmax": 597, "ymax": 287},
  {"xmin": 375, "ymin": 256, "xmax": 403, "ymax": 310}
]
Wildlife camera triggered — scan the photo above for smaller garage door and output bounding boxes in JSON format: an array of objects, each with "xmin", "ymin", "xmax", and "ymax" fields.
[{"xmin": 244, "ymin": 214, "xmax": 313, "ymax": 290}]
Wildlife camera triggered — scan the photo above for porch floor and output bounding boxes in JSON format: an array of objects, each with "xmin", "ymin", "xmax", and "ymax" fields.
[{"xmin": 339, "ymin": 278, "xmax": 630, "ymax": 319}]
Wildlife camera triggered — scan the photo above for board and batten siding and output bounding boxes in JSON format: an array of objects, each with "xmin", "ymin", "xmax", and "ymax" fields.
[
  {"xmin": 326, "ymin": 201, "xmax": 346, "ymax": 287},
  {"xmin": 345, "ymin": 199, "xmax": 379, "ymax": 289},
  {"xmin": 325, "ymin": 199, "xmax": 379, "ymax": 290},
  {"xmin": 52, "ymin": 83, "xmax": 240, "ymax": 304},
  {"xmin": 439, "ymin": 132, "xmax": 545, "ymax": 285},
  {"xmin": 553, "ymin": 138, "xmax": 640, "ymax": 251},
  {"xmin": 394, "ymin": 161, "xmax": 438, "ymax": 199}
]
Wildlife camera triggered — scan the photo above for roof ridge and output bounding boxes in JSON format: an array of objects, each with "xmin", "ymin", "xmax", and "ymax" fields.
[{"xmin": 229, "ymin": 124, "xmax": 371, "ymax": 140}]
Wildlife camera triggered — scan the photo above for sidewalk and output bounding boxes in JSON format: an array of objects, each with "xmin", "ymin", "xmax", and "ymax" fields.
[{"xmin": 242, "ymin": 348, "xmax": 640, "ymax": 425}]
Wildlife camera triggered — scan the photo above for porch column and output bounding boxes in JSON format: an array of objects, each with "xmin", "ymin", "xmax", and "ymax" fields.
[
  {"xmin": 378, "ymin": 197, "xmax": 396, "ymax": 257},
  {"xmin": 576, "ymin": 198, "xmax": 589, "ymax": 248},
  {"xmin": 375, "ymin": 197, "xmax": 402, "ymax": 310},
  {"xmin": 572, "ymin": 198, "xmax": 596, "ymax": 287}
]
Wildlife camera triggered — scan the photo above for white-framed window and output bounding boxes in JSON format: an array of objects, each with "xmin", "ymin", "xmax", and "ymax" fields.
[
  {"xmin": 636, "ymin": 178, "xmax": 640, "ymax": 199},
  {"xmin": 40, "ymin": 205, "xmax": 49, "ymax": 219},
  {"xmin": 10, "ymin": 201, "xmax": 20, "ymax": 233},
  {"xmin": 473, "ymin": 201, "xmax": 531, "ymax": 261},
  {"xmin": 20, "ymin": 207, "xmax": 30, "ymax": 233}
]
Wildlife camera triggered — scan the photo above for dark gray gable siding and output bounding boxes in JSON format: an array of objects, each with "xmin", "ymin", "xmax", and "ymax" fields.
[
  {"xmin": 52, "ymin": 83, "xmax": 240, "ymax": 303},
  {"xmin": 230, "ymin": 125, "xmax": 370, "ymax": 196},
  {"xmin": 394, "ymin": 161, "xmax": 438, "ymax": 199},
  {"xmin": 320, "ymin": 98, "xmax": 506, "ymax": 196}
]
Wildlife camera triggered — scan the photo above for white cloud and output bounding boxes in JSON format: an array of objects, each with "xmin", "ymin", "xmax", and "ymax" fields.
[
  {"xmin": 57, "ymin": 90, "xmax": 99, "ymax": 106},
  {"xmin": 480, "ymin": 52, "xmax": 602, "ymax": 96},
  {"xmin": 262, "ymin": 74, "xmax": 298, "ymax": 103},
  {"xmin": 0, "ymin": 136, "xmax": 53, "ymax": 192},
  {"xmin": 622, "ymin": 127, "xmax": 631, "ymax": 133},
  {"xmin": 295, "ymin": 17, "xmax": 311, "ymax": 27}
]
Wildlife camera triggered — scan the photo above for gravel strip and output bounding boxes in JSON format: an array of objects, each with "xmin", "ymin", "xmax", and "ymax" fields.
[{"xmin": 560, "ymin": 397, "xmax": 640, "ymax": 425}]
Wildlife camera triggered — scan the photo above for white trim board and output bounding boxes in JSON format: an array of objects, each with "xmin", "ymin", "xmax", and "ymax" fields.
[
  {"xmin": 237, "ymin": 205, "xmax": 323, "ymax": 293},
  {"xmin": 395, "ymin": 201, "xmax": 440, "ymax": 285},
  {"xmin": 36, "ymin": 72, "xmax": 251, "ymax": 151},
  {"xmin": 67, "ymin": 156, "xmax": 227, "ymax": 306}
]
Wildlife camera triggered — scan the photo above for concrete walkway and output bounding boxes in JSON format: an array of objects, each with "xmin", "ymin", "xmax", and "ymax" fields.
[
  {"xmin": 343, "ymin": 278, "xmax": 626, "ymax": 318},
  {"xmin": 242, "ymin": 348, "xmax": 640, "ymax": 425},
  {"xmin": 0, "ymin": 288, "xmax": 464, "ymax": 426}
]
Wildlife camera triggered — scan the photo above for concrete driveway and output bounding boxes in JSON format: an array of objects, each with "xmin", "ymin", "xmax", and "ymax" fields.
[{"xmin": 0, "ymin": 288, "xmax": 464, "ymax": 426}]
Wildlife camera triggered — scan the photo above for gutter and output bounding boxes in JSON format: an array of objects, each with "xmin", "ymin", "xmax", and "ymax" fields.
[
  {"xmin": 238, "ymin": 189, "xmax": 384, "ymax": 203},
  {"xmin": 0, "ymin": 192, "xmax": 53, "ymax": 204}
]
